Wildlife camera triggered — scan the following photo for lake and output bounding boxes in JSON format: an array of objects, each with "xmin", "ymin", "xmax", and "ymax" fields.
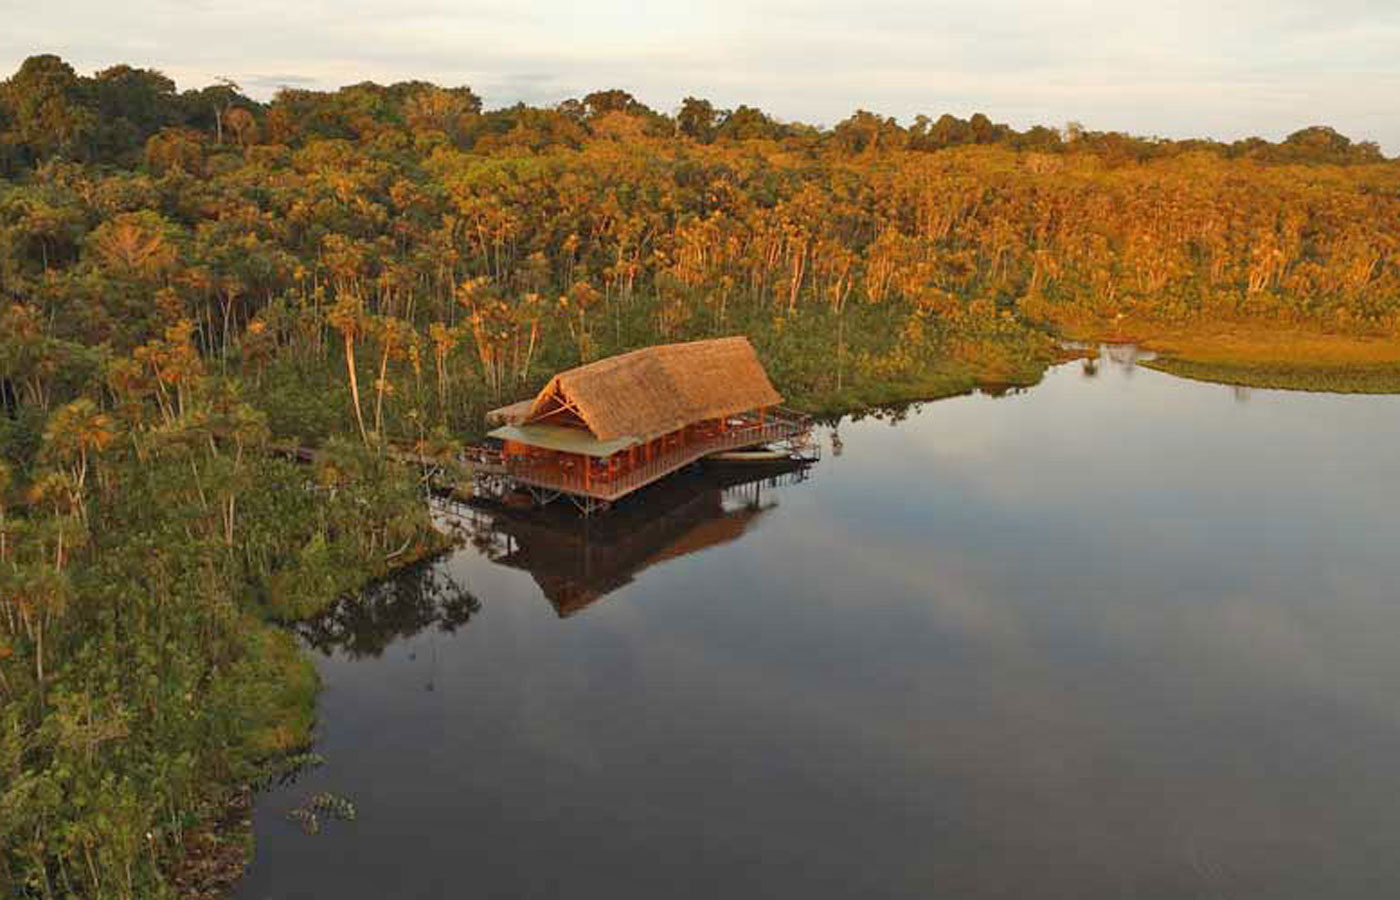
[{"xmin": 238, "ymin": 347, "xmax": 1400, "ymax": 899}]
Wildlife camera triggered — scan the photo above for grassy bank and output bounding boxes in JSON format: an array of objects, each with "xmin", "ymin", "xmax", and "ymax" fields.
[
  {"xmin": 792, "ymin": 356, "xmax": 1059, "ymax": 416},
  {"xmin": 1059, "ymin": 319, "xmax": 1400, "ymax": 393},
  {"xmin": 1141, "ymin": 357, "xmax": 1400, "ymax": 393}
]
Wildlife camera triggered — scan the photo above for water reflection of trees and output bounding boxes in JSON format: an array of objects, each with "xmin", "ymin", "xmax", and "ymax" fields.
[
  {"xmin": 845, "ymin": 403, "xmax": 919, "ymax": 426},
  {"xmin": 1101, "ymin": 343, "xmax": 1157, "ymax": 371},
  {"xmin": 297, "ymin": 560, "xmax": 481, "ymax": 658},
  {"xmin": 847, "ymin": 383, "xmax": 1031, "ymax": 428},
  {"xmin": 1076, "ymin": 343, "xmax": 1164, "ymax": 378}
]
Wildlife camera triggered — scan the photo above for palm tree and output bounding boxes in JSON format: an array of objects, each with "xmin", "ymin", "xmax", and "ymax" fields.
[
  {"xmin": 427, "ymin": 322, "xmax": 458, "ymax": 422},
  {"xmin": 9, "ymin": 561, "xmax": 71, "ymax": 714},
  {"xmin": 42, "ymin": 398, "xmax": 117, "ymax": 523},
  {"xmin": 0, "ymin": 460, "xmax": 10, "ymax": 565},
  {"xmin": 370, "ymin": 315, "xmax": 415, "ymax": 440},
  {"xmin": 328, "ymin": 295, "xmax": 370, "ymax": 445},
  {"xmin": 89, "ymin": 212, "xmax": 178, "ymax": 282}
]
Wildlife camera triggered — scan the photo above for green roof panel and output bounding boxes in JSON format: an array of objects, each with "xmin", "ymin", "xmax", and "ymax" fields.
[{"xmin": 488, "ymin": 423, "xmax": 641, "ymax": 458}]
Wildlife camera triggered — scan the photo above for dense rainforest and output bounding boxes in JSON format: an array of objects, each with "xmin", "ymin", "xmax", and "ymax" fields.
[{"xmin": 1, "ymin": 52, "xmax": 1398, "ymax": 896}]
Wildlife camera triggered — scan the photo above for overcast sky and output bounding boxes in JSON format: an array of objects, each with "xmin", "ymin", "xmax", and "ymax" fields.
[{"xmin": 3, "ymin": 0, "xmax": 1398, "ymax": 153}]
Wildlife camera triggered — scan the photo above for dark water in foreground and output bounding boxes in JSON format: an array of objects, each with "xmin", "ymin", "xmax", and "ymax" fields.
[{"xmin": 239, "ymin": 349, "xmax": 1400, "ymax": 900}]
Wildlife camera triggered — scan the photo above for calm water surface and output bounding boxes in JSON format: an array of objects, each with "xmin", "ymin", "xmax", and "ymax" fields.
[{"xmin": 239, "ymin": 349, "xmax": 1400, "ymax": 899}]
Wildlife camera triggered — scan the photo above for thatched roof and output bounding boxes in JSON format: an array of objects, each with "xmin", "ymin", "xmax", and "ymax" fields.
[
  {"xmin": 503, "ymin": 337, "xmax": 781, "ymax": 442},
  {"xmin": 484, "ymin": 398, "xmax": 535, "ymax": 427}
]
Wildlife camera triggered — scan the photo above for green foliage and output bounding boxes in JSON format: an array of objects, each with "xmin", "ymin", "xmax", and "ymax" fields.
[
  {"xmin": 0, "ymin": 55, "xmax": 95, "ymax": 165},
  {"xmin": 244, "ymin": 360, "xmax": 356, "ymax": 444},
  {"xmin": 0, "ymin": 51, "xmax": 1397, "ymax": 897},
  {"xmin": 0, "ymin": 53, "xmax": 1392, "ymax": 175},
  {"xmin": 0, "ymin": 359, "xmax": 441, "ymax": 895},
  {"xmin": 1143, "ymin": 357, "xmax": 1400, "ymax": 393}
]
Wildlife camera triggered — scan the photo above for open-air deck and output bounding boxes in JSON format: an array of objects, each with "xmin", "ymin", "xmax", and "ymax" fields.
[{"xmin": 480, "ymin": 409, "xmax": 809, "ymax": 504}]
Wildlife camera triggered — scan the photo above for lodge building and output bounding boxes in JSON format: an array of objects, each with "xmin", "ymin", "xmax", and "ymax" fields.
[{"xmin": 480, "ymin": 336, "xmax": 810, "ymax": 512}]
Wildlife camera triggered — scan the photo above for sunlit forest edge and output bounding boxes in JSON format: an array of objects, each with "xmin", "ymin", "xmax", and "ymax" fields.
[{"xmin": 1, "ymin": 54, "xmax": 1398, "ymax": 897}]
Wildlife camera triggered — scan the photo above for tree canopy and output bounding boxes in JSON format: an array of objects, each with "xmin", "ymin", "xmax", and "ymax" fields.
[{"xmin": 1, "ymin": 52, "xmax": 1398, "ymax": 897}]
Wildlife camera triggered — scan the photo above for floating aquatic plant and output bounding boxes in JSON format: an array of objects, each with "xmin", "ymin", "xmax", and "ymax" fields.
[{"xmin": 286, "ymin": 791, "xmax": 358, "ymax": 835}]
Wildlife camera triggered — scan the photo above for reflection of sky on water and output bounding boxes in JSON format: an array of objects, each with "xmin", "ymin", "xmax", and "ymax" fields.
[{"xmin": 240, "ymin": 353, "xmax": 1400, "ymax": 900}]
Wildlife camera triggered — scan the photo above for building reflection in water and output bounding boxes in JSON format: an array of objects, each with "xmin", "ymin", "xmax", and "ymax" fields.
[
  {"xmin": 298, "ymin": 459, "xmax": 815, "ymax": 656},
  {"xmin": 448, "ymin": 459, "xmax": 814, "ymax": 618}
]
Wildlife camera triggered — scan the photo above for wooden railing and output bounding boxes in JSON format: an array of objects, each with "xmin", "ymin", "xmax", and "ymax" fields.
[{"xmin": 498, "ymin": 413, "xmax": 809, "ymax": 502}]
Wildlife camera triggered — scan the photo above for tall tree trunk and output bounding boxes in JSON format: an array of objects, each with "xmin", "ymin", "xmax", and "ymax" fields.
[
  {"xmin": 374, "ymin": 346, "xmax": 391, "ymax": 438},
  {"xmin": 344, "ymin": 334, "xmax": 368, "ymax": 444},
  {"xmin": 34, "ymin": 619, "xmax": 44, "ymax": 712}
]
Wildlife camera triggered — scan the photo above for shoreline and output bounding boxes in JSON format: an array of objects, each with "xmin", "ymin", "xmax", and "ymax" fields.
[
  {"xmin": 1140, "ymin": 356, "xmax": 1400, "ymax": 394},
  {"xmin": 190, "ymin": 527, "xmax": 458, "ymax": 897},
  {"xmin": 219, "ymin": 331, "xmax": 1386, "ymax": 896},
  {"xmin": 1054, "ymin": 320, "xmax": 1400, "ymax": 394}
]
